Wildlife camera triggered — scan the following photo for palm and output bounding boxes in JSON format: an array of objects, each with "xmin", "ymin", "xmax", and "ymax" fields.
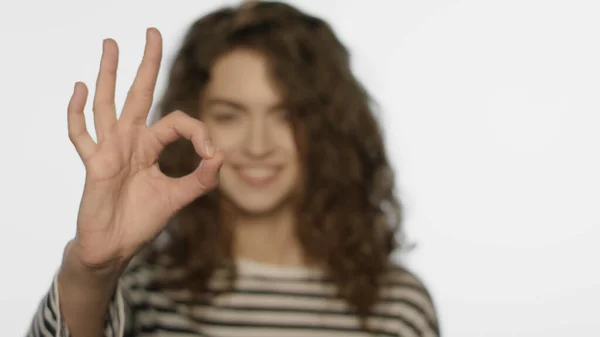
[{"xmin": 67, "ymin": 28, "xmax": 223, "ymax": 268}]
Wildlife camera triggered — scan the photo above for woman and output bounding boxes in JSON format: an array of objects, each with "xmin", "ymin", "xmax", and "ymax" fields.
[{"xmin": 28, "ymin": 2, "xmax": 439, "ymax": 336}]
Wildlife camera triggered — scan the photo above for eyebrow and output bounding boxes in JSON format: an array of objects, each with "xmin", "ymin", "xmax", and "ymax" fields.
[{"xmin": 205, "ymin": 97, "xmax": 286, "ymax": 112}]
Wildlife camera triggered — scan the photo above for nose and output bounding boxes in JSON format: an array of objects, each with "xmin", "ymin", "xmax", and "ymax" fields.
[{"xmin": 242, "ymin": 115, "xmax": 274, "ymax": 158}]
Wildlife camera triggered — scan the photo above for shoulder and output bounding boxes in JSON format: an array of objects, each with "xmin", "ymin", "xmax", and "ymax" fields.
[{"xmin": 376, "ymin": 263, "xmax": 440, "ymax": 336}]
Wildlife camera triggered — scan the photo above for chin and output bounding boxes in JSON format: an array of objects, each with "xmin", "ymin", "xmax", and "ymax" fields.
[
  {"xmin": 236, "ymin": 199, "xmax": 287, "ymax": 216},
  {"xmin": 220, "ymin": 190, "xmax": 294, "ymax": 216}
]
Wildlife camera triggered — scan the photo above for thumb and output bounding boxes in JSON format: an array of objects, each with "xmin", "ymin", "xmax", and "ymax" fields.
[{"xmin": 171, "ymin": 150, "xmax": 224, "ymax": 207}]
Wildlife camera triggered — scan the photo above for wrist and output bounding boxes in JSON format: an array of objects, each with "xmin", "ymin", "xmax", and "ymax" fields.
[{"xmin": 60, "ymin": 240, "xmax": 126, "ymax": 287}]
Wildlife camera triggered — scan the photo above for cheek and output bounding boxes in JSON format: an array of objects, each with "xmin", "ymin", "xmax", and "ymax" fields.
[
  {"xmin": 206, "ymin": 124, "xmax": 244, "ymax": 153},
  {"xmin": 272, "ymin": 127, "xmax": 297, "ymax": 154},
  {"xmin": 219, "ymin": 165, "xmax": 238, "ymax": 188}
]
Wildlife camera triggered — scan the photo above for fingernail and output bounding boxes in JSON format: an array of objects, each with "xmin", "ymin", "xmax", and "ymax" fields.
[{"xmin": 204, "ymin": 140, "xmax": 215, "ymax": 157}]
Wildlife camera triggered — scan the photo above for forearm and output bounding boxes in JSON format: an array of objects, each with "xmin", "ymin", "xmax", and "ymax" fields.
[{"xmin": 56, "ymin": 241, "xmax": 124, "ymax": 337}]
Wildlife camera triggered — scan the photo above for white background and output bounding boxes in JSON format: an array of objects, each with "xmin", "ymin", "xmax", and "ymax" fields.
[{"xmin": 1, "ymin": 0, "xmax": 599, "ymax": 336}]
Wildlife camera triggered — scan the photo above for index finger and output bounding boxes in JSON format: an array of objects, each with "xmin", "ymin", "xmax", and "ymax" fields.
[
  {"xmin": 121, "ymin": 28, "xmax": 163, "ymax": 124},
  {"xmin": 150, "ymin": 110, "xmax": 216, "ymax": 160}
]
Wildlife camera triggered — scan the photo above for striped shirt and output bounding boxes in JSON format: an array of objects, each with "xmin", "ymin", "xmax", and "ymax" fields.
[{"xmin": 27, "ymin": 257, "xmax": 440, "ymax": 337}]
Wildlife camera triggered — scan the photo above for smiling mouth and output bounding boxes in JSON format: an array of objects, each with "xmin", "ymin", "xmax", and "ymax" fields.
[{"xmin": 235, "ymin": 166, "xmax": 281, "ymax": 186}]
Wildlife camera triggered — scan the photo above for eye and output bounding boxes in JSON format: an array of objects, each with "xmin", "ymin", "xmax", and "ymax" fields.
[{"xmin": 210, "ymin": 111, "xmax": 239, "ymax": 124}]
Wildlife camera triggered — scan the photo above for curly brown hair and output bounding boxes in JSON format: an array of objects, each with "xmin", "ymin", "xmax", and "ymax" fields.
[{"xmin": 146, "ymin": 0, "xmax": 404, "ymax": 329}]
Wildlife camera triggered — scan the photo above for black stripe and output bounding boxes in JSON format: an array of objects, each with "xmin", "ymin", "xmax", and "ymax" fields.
[
  {"xmin": 106, "ymin": 309, "xmax": 114, "ymax": 336},
  {"xmin": 133, "ymin": 286, "xmax": 433, "ymax": 319},
  {"xmin": 197, "ymin": 305, "xmax": 422, "ymax": 336},
  {"xmin": 126, "ymin": 263, "xmax": 423, "ymax": 285},
  {"xmin": 130, "ymin": 297, "xmax": 424, "ymax": 336},
  {"xmin": 135, "ymin": 287, "xmax": 432, "ymax": 318},
  {"xmin": 190, "ymin": 316, "xmax": 401, "ymax": 337},
  {"xmin": 44, "ymin": 292, "xmax": 57, "ymax": 322},
  {"xmin": 129, "ymin": 283, "xmax": 430, "ymax": 305},
  {"xmin": 138, "ymin": 324, "xmax": 206, "ymax": 335},
  {"xmin": 41, "ymin": 307, "xmax": 57, "ymax": 335},
  {"xmin": 231, "ymin": 303, "xmax": 424, "ymax": 330},
  {"xmin": 209, "ymin": 269, "xmax": 424, "ymax": 287},
  {"xmin": 205, "ymin": 286, "xmax": 431, "ymax": 304}
]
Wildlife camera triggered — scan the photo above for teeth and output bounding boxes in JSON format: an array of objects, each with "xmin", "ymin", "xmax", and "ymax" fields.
[{"xmin": 241, "ymin": 168, "xmax": 277, "ymax": 179}]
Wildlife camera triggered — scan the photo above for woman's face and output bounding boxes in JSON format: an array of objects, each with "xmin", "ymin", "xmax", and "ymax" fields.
[{"xmin": 201, "ymin": 48, "xmax": 301, "ymax": 215}]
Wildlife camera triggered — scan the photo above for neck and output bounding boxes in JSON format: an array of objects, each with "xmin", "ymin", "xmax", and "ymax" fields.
[{"xmin": 229, "ymin": 206, "xmax": 307, "ymax": 267}]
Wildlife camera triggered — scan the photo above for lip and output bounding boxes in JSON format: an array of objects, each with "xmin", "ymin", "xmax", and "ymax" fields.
[{"xmin": 234, "ymin": 166, "xmax": 281, "ymax": 187}]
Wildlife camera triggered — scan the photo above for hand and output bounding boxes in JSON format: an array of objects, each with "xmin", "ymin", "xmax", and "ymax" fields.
[{"xmin": 66, "ymin": 28, "xmax": 223, "ymax": 270}]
